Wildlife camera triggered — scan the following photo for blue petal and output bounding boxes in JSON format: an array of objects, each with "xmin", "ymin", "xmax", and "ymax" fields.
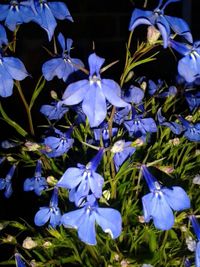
[
  {"xmin": 78, "ymin": 210, "xmax": 96, "ymax": 245},
  {"xmin": 23, "ymin": 178, "xmax": 35, "ymax": 191},
  {"xmin": 162, "ymin": 186, "xmax": 190, "ymax": 211},
  {"xmin": 74, "ymin": 179, "xmax": 90, "ymax": 206},
  {"xmin": 57, "ymin": 167, "xmax": 84, "ymax": 189},
  {"xmin": 94, "ymin": 208, "xmax": 122, "ymax": 239},
  {"xmin": 88, "ymin": 53, "xmax": 105, "ymax": 77},
  {"xmin": 0, "ymin": 24, "xmax": 8, "ymax": 45},
  {"xmin": 0, "ymin": 5, "xmax": 9, "ymax": 21},
  {"xmin": 178, "ymin": 54, "xmax": 200, "ymax": 83},
  {"xmin": 5, "ymin": 9, "xmax": 23, "ymax": 31},
  {"xmin": 34, "ymin": 207, "xmax": 51, "ymax": 226},
  {"xmin": 15, "ymin": 253, "xmax": 26, "ymax": 267},
  {"xmin": 156, "ymin": 18, "xmax": 170, "ymax": 48},
  {"xmin": 124, "ymin": 85, "xmax": 144, "ymax": 104},
  {"xmin": 0, "ymin": 178, "xmax": 6, "ymax": 190},
  {"xmin": 89, "ymin": 172, "xmax": 104, "ymax": 198},
  {"xmin": 129, "ymin": 8, "xmax": 153, "ymax": 31},
  {"xmin": 34, "ymin": 177, "xmax": 48, "ymax": 196},
  {"xmin": 189, "ymin": 215, "xmax": 200, "ymax": 241},
  {"xmin": 142, "ymin": 118, "xmax": 158, "ymax": 133},
  {"xmin": 82, "ymin": 84, "xmax": 107, "ymax": 127},
  {"xmin": 49, "ymin": 208, "xmax": 61, "ymax": 228},
  {"xmin": 169, "ymin": 39, "xmax": 192, "ymax": 56},
  {"xmin": 0, "ymin": 64, "xmax": 13, "ymax": 97},
  {"xmin": 4, "ymin": 182, "xmax": 13, "ymax": 198},
  {"xmin": 3, "ymin": 57, "xmax": 28, "ymax": 80},
  {"xmin": 184, "ymin": 124, "xmax": 200, "ymax": 141},
  {"xmin": 142, "ymin": 192, "xmax": 175, "ymax": 230},
  {"xmin": 48, "ymin": 2, "xmax": 73, "ymax": 21},
  {"xmin": 162, "ymin": 121, "xmax": 184, "ymax": 134},
  {"xmin": 102, "ymin": 79, "xmax": 129, "ymax": 108},
  {"xmin": 61, "ymin": 208, "xmax": 85, "ymax": 229},
  {"xmin": 42, "ymin": 58, "xmax": 65, "ymax": 81},
  {"xmin": 62, "ymin": 80, "xmax": 88, "ymax": 105},
  {"xmin": 57, "ymin": 32, "xmax": 65, "ymax": 51},
  {"xmin": 196, "ymin": 241, "xmax": 200, "ymax": 267}
]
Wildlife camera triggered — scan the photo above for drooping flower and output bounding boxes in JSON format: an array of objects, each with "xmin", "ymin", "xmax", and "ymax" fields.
[
  {"xmin": 0, "ymin": 50, "xmax": 29, "ymax": 97},
  {"xmin": 129, "ymin": 0, "xmax": 192, "ymax": 48},
  {"xmin": 178, "ymin": 116, "xmax": 200, "ymax": 142},
  {"xmin": 111, "ymin": 140, "xmax": 136, "ymax": 171},
  {"xmin": 34, "ymin": 187, "xmax": 61, "ymax": 228},
  {"xmin": 189, "ymin": 215, "xmax": 200, "ymax": 267},
  {"xmin": 23, "ymin": 159, "xmax": 48, "ymax": 196},
  {"xmin": 169, "ymin": 39, "xmax": 200, "ymax": 83},
  {"xmin": 61, "ymin": 194, "xmax": 122, "ymax": 245},
  {"xmin": 42, "ymin": 33, "xmax": 84, "ymax": 82},
  {"xmin": 62, "ymin": 53, "xmax": 129, "ymax": 127},
  {"xmin": 32, "ymin": 0, "xmax": 73, "ymax": 41},
  {"xmin": 141, "ymin": 165, "xmax": 190, "ymax": 230},
  {"xmin": 40, "ymin": 101, "xmax": 68, "ymax": 120},
  {"xmin": 41, "ymin": 127, "xmax": 74, "ymax": 158},
  {"xmin": 57, "ymin": 148, "xmax": 104, "ymax": 206},
  {"xmin": 0, "ymin": 0, "xmax": 36, "ymax": 31},
  {"xmin": 0, "ymin": 164, "xmax": 16, "ymax": 198},
  {"xmin": 15, "ymin": 253, "xmax": 26, "ymax": 267}
]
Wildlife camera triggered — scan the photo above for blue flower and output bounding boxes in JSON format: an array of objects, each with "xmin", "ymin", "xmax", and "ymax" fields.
[
  {"xmin": 189, "ymin": 215, "xmax": 200, "ymax": 267},
  {"xmin": 57, "ymin": 148, "xmax": 104, "ymax": 206},
  {"xmin": 40, "ymin": 101, "xmax": 68, "ymax": 120},
  {"xmin": 15, "ymin": 253, "xmax": 26, "ymax": 267},
  {"xmin": 0, "ymin": 0, "xmax": 36, "ymax": 31},
  {"xmin": 169, "ymin": 39, "xmax": 200, "ymax": 83},
  {"xmin": 23, "ymin": 159, "xmax": 48, "ymax": 196},
  {"xmin": 0, "ymin": 51, "xmax": 29, "ymax": 97},
  {"xmin": 32, "ymin": 0, "xmax": 73, "ymax": 41},
  {"xmin": 114, "ymin": 106, "xmax": 131, "ymax": 125},
  {"xmin": 61, "ymin": 195, "xmax": 122, "ymax": 245},
  {"xmin": 0, "ymin": 24, "xmax": 8, "ymax": 45},
  {"xmin": 178, "ymin": 116, "xmax": 200, "ymax": 142},
  {"xmin": 111, "ymin": 140, "xmax": 136, "ymax": 171},
  {"xmin": 185, "ymin": 91, "xmax": 200, "ymax": 112},
  {"xmin": 0, "ymin": 164, "xmax": 16, "ymax": 198},
  {"xmin": 129, "ymin": 0, "xmax": 192, "ymax": 48},
  {"xmin": 42, "ymin": 33, "xmax": 84, "ymax": 82},
  {"xmin": 34, "ymin": 187, "xmax": 61, "ymax": 228},
  {"xmin": 93, "ymin": 122, "xmax": 118, "ymax": 148},
  {"xmin": 41, "ymin": 128, "xmax": 74, "ymax": 158},
  {"xmin": 123, "ymin": 85, "xmax": 144, "ymax": 104},
  {"xmin": 141, "ymin": 165, "xmax": 190, "ymax": 230},
  {"xmin": 62, "ymin": 53, "xmax": 129, "ymax": 127}
]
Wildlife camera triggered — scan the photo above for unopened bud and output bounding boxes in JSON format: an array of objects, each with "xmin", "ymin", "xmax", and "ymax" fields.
[
  {"xmin": 22, "ymin": 237, "xmax": 37, "ymax": 249},
  {"xmin": 50, "ymin": 90, "xmax": 58, "ymax": 99},
  {"xmin": 147, "ymin": 25, "xmax": 160, "ymax": 45}
]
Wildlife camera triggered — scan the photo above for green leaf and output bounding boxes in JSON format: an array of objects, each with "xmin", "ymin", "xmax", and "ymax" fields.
[{"xmin": 29, "ymin": 76, "xmax": 46, "ymax": 110}]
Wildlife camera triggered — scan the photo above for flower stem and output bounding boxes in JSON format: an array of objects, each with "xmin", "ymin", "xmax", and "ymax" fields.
[{"xmin": 15, "ymin": 81, "xmax": 35, "ymax": 136}]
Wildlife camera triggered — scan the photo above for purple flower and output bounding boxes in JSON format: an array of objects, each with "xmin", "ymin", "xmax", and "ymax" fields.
[
  {"xmin": 15, "ymin": 253, "xmax": 26, "ymax": 267},
  {"xmin": 34, "ymin": 187, "xmax": 61, "ymax": 228},
  {"xmin": 129, "ymin": 0, "xmax": 192, "ymax": 48},
  {"xmin": 111, "ymin": 140, "xmax": 136, "ymax": 171},
  {"xmin": 32, "ymin": 0, "xmax": 73, "ymax": 41},
  {"xmin": 42, "ymin": 33, "xmax": 84, "ymax": 82},
  {"xmin": 41, "ymin": 128, "xmax": 74, "ymax": 158},
  {"xmin": 141, "ymin": 165, "xmax": 190, "ymax": 230},
  {"xmin": 61, "ymin": 195, "xmax": 122, "ymax": 245},
  {"xmin": 62, "ymin": 53, "xmax": 129, "ymax": 127},
  {"xmin": 57, "ymin": 148, "xmax": 104, "ymax": 206},
  {"xmin": 0, "ymin": 164, "xmax": 16, "ymax": 198},
  {"xmin": 23, "ymin": 159, "xmax": 48, "ymax": 196},
  {"xmin": 40, "ymin": 101, "xmax": 68, "ymax": 120}
]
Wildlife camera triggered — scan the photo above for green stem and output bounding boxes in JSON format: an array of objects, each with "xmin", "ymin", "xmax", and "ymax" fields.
[{"xmin": 15, "ymin": 81, "xmax": 35, "ymax": 136}]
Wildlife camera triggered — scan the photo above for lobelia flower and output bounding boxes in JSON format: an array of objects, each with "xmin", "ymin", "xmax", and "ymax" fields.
[
  {"xmin": 0, "ymin": 0, "xmax": 36, "ymax": 31},
  {"xmin": 169, "ymin": 39, "xmax": 200, "ymax": 83},
  {"xmin": 93, "ymin": 122, "xmax": 118, "ymax": 148},
  {"xmin": 57, "ymin": 148, "xmax": 104, "ymax": 206},
  {"xmin": 124, "ymin": 108, "xmax": 157, "ymax": 138},
  {"xmin": 185, "ymin": 91, "xmax": 200, "ymax": 112},
  {"xmin": 114, "ymin": 106, "xmax": 131, "ymax": 125},
  {"xmin": 0, "ymin": 164, "xmax": 16, "ymax": 198},
  {"xmin": 123, "ymin": 85, "xmax": 144, "ymax": 104},
  {"xmin": 41, "ymin": 127, "xmax": 74, "ymax": 158},
  {"xmin": 0, "ymin": 24, "xmax": 8, "ymax": 46},
  {"xmin": 23, "ymin": 159, "xmax": 48, "ymax": 196},
  {"xmin": 147, "ymin": 78, "xmax": 164, "ymax": 96},
  {"xmin": 61, "ymin": 194, "xmax": 122, "ymax": 245},
  {"xmin": 111, "ymin": 140, "xmax": 136, "ymax": 171},
  {"xmin": 61, "ymin": 52, "xmax": 129, "ymax": 127},
  {"xmin": 40, "ymin": 101, "xmax": 68, "ymax": 120},
  {"xmin": 189, "ymin": 215, "xmax": 200, "ymax": 267},
  {"xmin": 0, "ymin": 49, "xmax": 29, "ymax": 97},
  {"xmin": 34, "ymin": 187, "xmax": 61, "ymax": 228},
  {"xmin": 178, "ymin": 116, "xmax": 200, "ymax": 142},
  {"xmin": 15, "ymin": 253, "xmax": 26, "ymax": 267},
  {"xmin": 32, "ymin": 0, "xmax": 73, "ymax": 41},
  {"xmin": 129, "ymin": 0, "xmax": 192, "ymax": 48},
  {"xmin": 42, "ymin": 33, "xmax": 84, "ymax": 82},
  {"xmin": 141, "ymin": 165, "xmax": 190, "ymax": 230}
]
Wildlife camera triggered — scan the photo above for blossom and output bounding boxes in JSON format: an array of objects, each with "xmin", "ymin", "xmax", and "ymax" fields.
[
  {"xmin": 62, "ymin": 53, "xmax": 129, "ymax": 127},
  {"xmin": 42, "ymin": 33, "xmax": 84, "ymax": 82},
  {"xmin": 0, "ymin": 50, "xmax": 29, "ymax": 97},
  {"xmin": 141, "ymin": 165, "xmax": 190, "ymax": 230},
  {"xmin": 61, "ymin": 195, "xmax": 122, "ymax": 245},
  {"xmin": 123, "ymin": 85, "xmax": 144, "ymax": 104},
  {"xmin": 34, "ymin": 187, "xmax": 61, "ymax": 228},
  {"xmin": 0, "ymin": 0, "xmax": 36, "ymax": 31},
  {"xmin": 32, "ymin": 0, "xmax": 73, "ymax": 41},
  {"xmin": 23, "ymin": 159, "xmax": 48, "ymax": 195},
  {"xmin": 111, "ymin": 140, "xmax": 136, "ymax": 171},
  {"xmin": 185, "ymin": 91, "xmax": 200, "ymax": 111},
  {"xmin": 93, "ymin": 122, "xmax": 118, "ymax": 147},
  {"xmin": 15, "ymin": 253, "xmax": 26, "ymax": 267},
  {"xmin": 169, "ymin": 39, "xmax": 200, "ymax": 83},
  {"xmin": 0, "ymin": 24, "xmax": 8, "ymax": 45},
  {"xmin": 57, "ymin": 148, "xmax": 104, "ymax": 206},
  {"xmin": 0, "ymin": 164, "xmax": 16, "ymax": 198},
  {"xmin": 41, "ymin": 128, "xmax": 74, "ymax": 157},
  {"xmin": 189, "ymin": 215, "xmax": 200, "ymax": 267},
  {"xmin": 40, "ymin": 101, "xmax": 68, "ymax": 120},
  {"xmin": 129, "ymin": 0, "xmax": 192, "ymax": 48},
  {"xmin": 178, "ymin": 116, "xmax": 200, "ymax": 142}
]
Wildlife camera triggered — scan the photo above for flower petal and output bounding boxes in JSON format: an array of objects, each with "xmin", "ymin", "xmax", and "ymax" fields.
[
  {"xmin": 34, "ymin": 207, "xmax": 51, "ymax": 226},
  {"xmin": 57, "ymin": 167, "xmax": 84, "ymax": 189},
  {"xmin": 62, "ymin": 80, "xmax": 88, "ymax": 105}
]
